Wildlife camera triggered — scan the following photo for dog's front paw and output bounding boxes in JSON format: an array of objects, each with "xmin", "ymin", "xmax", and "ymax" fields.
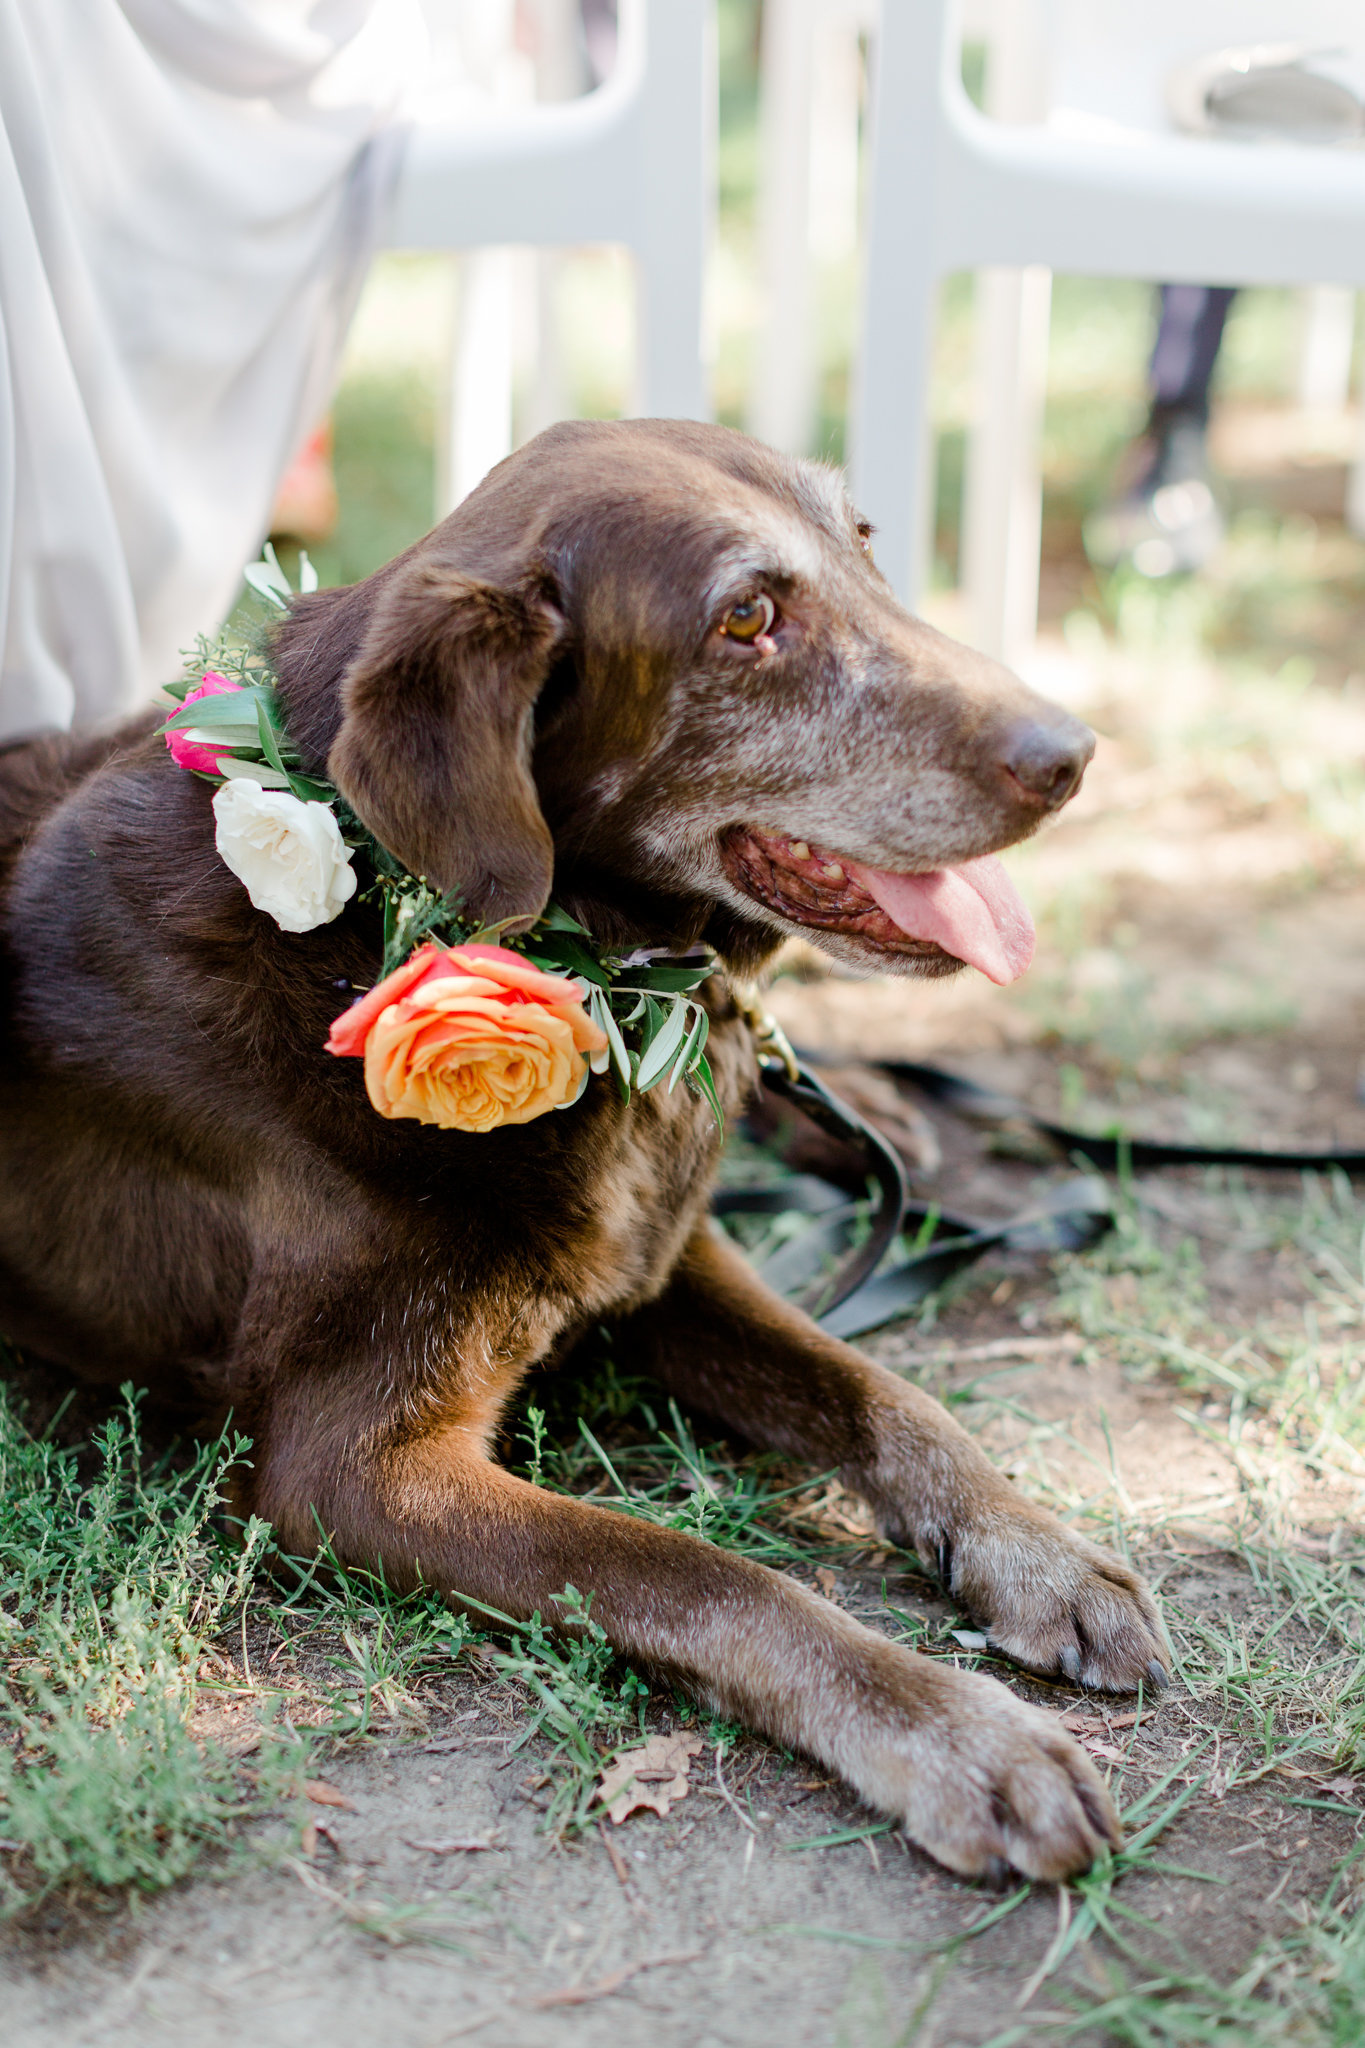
[
  {"xmin": 848, "ymin": 1657, "xmax": 1120, "ymax": 1883},
  {"xmin": 936, "ymin": 1507, "xmax": 1169, "ymax": 1693}
]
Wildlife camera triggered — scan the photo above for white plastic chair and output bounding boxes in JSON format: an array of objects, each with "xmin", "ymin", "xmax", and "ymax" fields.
[
  {"xmin": 852, "ymin": 0, "xmax": 1365, "ymax": 643},
  {"xmin": 386, "ymin": 0, "xmax": 714, "ymax": 505},
  {"xmin": 748, "ymin": 0, "xmax": 873, "ymax": 458}
]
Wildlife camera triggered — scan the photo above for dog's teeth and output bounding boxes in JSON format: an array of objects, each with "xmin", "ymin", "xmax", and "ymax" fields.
[
  {"xmin": 821, "ymin": 861, "xmax": 845, "ymax": 882},
  {"xmin": 789, "ymin": 841, "xmax": 811, "ymax": 862}
]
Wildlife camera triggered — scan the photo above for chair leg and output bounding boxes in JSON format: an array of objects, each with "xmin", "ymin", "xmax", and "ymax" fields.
[
  {"xmin": 1296, "ymin": 285, "xmax": 1355, "ymax": 413},
  {"xmin": 961, "ymin": 263, "xmax": 1052, "ymax": 667},
  {"xmin": 632, "ymin": 0, "xmax": 711, "ymax": 421},
  {"xmin": 749, "ymin": 0, "xmax": 817, "ymax": 455},
  {"xmin": 849, "ymin": 259, "xmax": 940, "ymax": 610},
  {"xmin": 441, "ymin": 247, "xmax": 516, "ymax": 517},
  {"xmin": 849, "ymin": 0, "xmax": 955, "ymax": 607},
  {"xmin": 1348, "ymin": 379, "xmax": 1365, "ymax": 541}
]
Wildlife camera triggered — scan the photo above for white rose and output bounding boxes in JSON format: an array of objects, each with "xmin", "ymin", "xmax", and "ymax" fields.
[{"xmin": 212, "ymin": 779, "xmax": 357, "ymax": 934}]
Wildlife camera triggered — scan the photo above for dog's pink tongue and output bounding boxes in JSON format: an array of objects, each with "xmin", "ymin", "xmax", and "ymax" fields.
[{"xmin": 844, "ymin": 855, "xmax": 1035, "ymax": 985}]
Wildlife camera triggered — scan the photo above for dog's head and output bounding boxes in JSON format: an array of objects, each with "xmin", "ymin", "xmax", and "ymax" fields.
[{"xmin": 276, "ymin": 420, "xmax": 1092, "ymax": 982}]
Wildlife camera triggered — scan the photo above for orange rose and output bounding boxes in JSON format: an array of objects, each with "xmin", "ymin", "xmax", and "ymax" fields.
[{"xmin": 326, "ymin": 942, "xmax": 608, "ymax": 1133}]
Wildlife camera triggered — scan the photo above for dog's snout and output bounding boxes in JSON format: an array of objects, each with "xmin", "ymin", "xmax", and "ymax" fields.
[{"xmin": 999, "ymin": 715, "xmax": 1094, "ymax": 811}]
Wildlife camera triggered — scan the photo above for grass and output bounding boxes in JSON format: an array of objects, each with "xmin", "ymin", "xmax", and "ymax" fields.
[
  {"xmin": 0, "ymin": 1386, "xmax": 271, "ymax": 1902},
  {"xmin": 0, "ymin": 1331, "xmax": 855, "ymax": 1909}
]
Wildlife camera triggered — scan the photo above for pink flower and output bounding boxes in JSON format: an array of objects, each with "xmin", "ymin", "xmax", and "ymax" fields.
[{"xmin": 165, "ymin": 672, "xmax": 244, "ymax": 775}]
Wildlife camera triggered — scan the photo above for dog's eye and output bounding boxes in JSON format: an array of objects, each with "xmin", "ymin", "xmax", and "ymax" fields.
[
  {"xmin": 856, "ymin": 521, "xmax": 874, "ymax": 557},
  {"xmin": 720, "ymin": 594, "xmax": 776, "ymax": 643}
]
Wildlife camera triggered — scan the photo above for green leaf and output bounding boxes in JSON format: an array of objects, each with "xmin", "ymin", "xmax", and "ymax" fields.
[
  {"xmin": 216, "ymin": 758, "xmax": 291, "ymax": 790},
  {"xmin": 286, "ymin": 774, "xmax": 337, "ymax": 804},
  {"xmin": 523, "ymin": 931, "xmax": 611, "ymax": 988},
  {"xmin": 635, "ymin": 999, "xmax": 692, "ymax": 1093},
  {"xmin": 668, "ymin": 1004, "xmax": 708, "ymax": 1093},
  {"xmin": 255, "ymin": 701, "xmax": 290, "ymax": 780},
  {"xmin": 534, "ymin": 903, "xmax": 590, "ymax": 935},
  {"xmin": 162, "ymin": 687, "xmax": 275, "ymax": 730},
  {"xmin": 625, "ymin": 961, "xmax": 715, "ymax": 994},
  {"xmin": 243, "ymin": 563, "xmax": 290, "ymax": 611},
  {"xmin": 691, "ymin": 1050, "xmax": 724, "ymax": 1129},
  {"xmin": 162, "ymin": 724, "xmax": 262, "ymax": 755},
  {"xmin": 589, "ymin": 988, "xmax": 632, "ymax": 1101}
]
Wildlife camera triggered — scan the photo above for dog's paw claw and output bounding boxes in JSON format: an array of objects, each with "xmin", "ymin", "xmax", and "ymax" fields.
[
  {"xmin": 882, "ymin": 1672, "xmax": 1122, "ymax": 1883},
  {"xmin": 944, "ymin": 1514, "xmax": 1170, "ymax": 1696}
]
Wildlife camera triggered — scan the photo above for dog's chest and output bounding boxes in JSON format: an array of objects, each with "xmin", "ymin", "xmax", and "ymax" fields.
[
  {"xmin": 329, "ymin": 1011, "xmax": 756, "ymax": 1441},
  {"xmin": 524, "ymin": 1005, "xmax": 757, "ymax": 1320},
  {"xmin": 388, "ymin": 1007, "xmax": 757, "ymax": 1392}
]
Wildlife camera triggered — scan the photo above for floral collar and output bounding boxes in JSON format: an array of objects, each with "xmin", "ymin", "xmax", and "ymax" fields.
[{"xmin": 159, "ymin": 549, "xmax": 722, "ymax": 1132}]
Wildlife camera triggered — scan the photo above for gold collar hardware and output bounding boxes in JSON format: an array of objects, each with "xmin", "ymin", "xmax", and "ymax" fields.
[{"xmin": 731, "ymin": 980, "xmax": 800, "ymax": 1081}]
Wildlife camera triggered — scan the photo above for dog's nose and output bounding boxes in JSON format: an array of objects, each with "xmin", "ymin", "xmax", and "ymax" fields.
[{"xmin": 999, "ymin": 715, "xmax": 1094, "ymax": 811}]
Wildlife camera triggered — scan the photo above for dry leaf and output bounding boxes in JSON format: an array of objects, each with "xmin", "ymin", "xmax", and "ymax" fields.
[
  {"xmin": 814, "ymin": 1567, "xmax": 842, "ymax": 1602},
  {"xmin": 1080, "ymin": 1739, "xmax": 1129, "ymax": 1765},
  {"xmin": 595, "ymin": 1732, "xmax": 704, "ymax": 1825},
  {"xmin": 407, "ymin": 1835, "xmax": 499, "ymax": 1854},
  {"xmin": 529, "ymin": 1951, "xmax": 703, "ymax": 2009},
  {"xmin": 300, "ymin": 1818, "xmax": 342, "ymax": 1856},
  {"xmin": 597, "ymin": 1818, "xmax": 632, "ymax": 1887},
  {"xmin": 303, "ymin": 1778, "xmax": 356, "ymax": 1810},
  {"xmin": 1060, "ymin": 1710, "xmax": 1141, "ymax": 1735}
]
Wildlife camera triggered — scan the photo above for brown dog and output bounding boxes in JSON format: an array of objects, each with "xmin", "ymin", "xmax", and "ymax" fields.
[{"xmin": 0, "ymin": 420, "xmax": 1166, "ymax": 1884}]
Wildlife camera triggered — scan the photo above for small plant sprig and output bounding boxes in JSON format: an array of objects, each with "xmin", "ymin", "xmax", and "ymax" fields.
[{"xmin": 161, "ymin": 550, "xmax": 724, "ymax": 1123}]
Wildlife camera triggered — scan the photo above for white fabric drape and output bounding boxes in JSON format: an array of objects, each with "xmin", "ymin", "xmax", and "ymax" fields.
[{"xmin": 0, "ymin": 0, "xmax": 425, "ymax": 745}]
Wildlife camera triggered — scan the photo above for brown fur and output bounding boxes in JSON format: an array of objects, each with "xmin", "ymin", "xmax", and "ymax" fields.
[{"xmin": 0, "ymin": 420, "xmax": 1165, "ymax": 1883}]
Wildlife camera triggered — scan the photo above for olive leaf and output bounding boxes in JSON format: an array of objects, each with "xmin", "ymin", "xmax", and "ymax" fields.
[
  {"xmin": 635, "ymin": 998, "xmax": 693, "ymax": 1093},
  {"xmin": 589, "ymin": 987, "xmax": 633, "ymax": 1101},
  {"xmin": 690, "ymin": 1050, "xmax": 723, "ymax": 1126},
  {"xmin": 627, "ymin": 960, "xmax": 715, "ymax": 994},
  {"xmin": 669, "ymin": 1004, "xmax": 708, "ymax": 1093}
]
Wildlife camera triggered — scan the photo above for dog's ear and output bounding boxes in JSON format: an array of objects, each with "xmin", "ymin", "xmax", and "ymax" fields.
[{"xmin": 327, "ymin": 561, "xmax": 567, "ymax": 930}]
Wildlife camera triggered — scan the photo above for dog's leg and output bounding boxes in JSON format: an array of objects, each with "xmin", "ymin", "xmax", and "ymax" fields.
[
  {"xmin": 618, "ymin": 1227, "xmax": 1169, "ymax": 1694},
  {"xmin": 239, "ymin": 1328, "xmax": 1116, "ymax": 1883}
]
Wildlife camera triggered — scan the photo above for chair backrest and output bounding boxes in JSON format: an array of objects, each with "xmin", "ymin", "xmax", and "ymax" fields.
[
  {"xmin": 1042, "ymin": 0, "xmax": 1365, "ymax": 133},
  {"xmin": 388, "ymin": 0, "xmax": 712, "ymax": 421}
]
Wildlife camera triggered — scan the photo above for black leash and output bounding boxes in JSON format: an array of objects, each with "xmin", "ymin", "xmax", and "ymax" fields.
[
  {"xmin": 878, "ymin": 1059, "xmax": 1365, "ymax": 1176},
  {"xmin": 719, "ymin": 1047, "xmax": 1365, "ymax": 1342},
  {"xmin": 714, "ymin": 1055, "xmax": 1109, "ymax": 1341}
]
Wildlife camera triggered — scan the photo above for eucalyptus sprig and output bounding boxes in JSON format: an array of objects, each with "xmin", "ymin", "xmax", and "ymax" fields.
[{"xmin": 161, "ymin": 551, "xmax": 725, "ymax": 1124}]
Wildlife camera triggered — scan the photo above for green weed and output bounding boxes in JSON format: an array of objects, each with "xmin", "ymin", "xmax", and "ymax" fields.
[{"xmin": 0, "ymin": 1381, "xmax": 270, "ymax": 1904}]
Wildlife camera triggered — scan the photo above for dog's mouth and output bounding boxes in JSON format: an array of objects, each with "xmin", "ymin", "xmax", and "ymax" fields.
[{"xmin": 720, "ymin": 828, "xmax": 1035, "ymax": 984}]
